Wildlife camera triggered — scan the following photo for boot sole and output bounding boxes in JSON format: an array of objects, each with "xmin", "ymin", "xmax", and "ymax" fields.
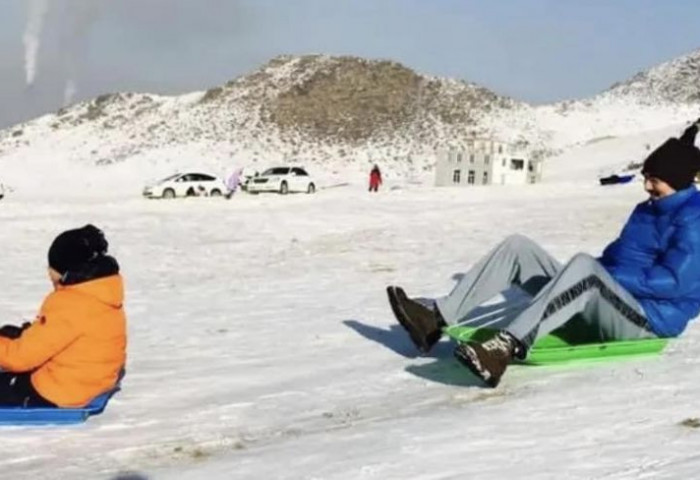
[{"xmin": 386, "ymin": 286, "xmax": 432, "ymax": 353}]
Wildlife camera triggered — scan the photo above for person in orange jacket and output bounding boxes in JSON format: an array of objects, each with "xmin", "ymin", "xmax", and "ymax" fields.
[{"xmin": 0, "ymin": 225, "xmax": 126, "ymax": 408}]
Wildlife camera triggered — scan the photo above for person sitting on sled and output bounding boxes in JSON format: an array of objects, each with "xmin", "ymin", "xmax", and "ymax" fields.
[
  {"xmin": 0, "ymin": 225, "xmax": 126, "ymax": 407},
  {"xmin": 388, "ymin": 119, "xmax": 700, "ymax": 387}
]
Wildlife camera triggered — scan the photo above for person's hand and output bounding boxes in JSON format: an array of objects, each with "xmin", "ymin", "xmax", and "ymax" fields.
[{"xmin": 0, "ymin": 322, "xmax": 31, "ymax": 339}]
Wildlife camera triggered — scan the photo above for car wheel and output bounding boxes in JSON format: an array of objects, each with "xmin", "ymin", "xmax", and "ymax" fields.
[
  {"xmin": 280, "ymin": 181, "xmax": 289, "ymax": 195},
  {"xmin": 162, "ymin": 188, "xmax": 176, "ymax": 199},
  {"xmin": 210, "ymin": 189, "xmax": 222, "ymax": 197},
  {"xmin": 307, "ymin": 183, "xmax": 316, "ymax": 194}
]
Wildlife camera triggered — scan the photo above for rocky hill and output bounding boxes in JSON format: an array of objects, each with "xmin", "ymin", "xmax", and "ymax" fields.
[
  {"xmin": 262, "ymin": 56, "xmax": 521, "ymax": 143},
  {"xmin": 603, "ymin": 49, "xmax": 700, "ymax": 104},
  {"xmin": 0, "ymin": 51, "xmax": 699, "ymax": 189},
  {"xmin": 0, "ymin": 55, "xmax": 535, "ymax": 180}
]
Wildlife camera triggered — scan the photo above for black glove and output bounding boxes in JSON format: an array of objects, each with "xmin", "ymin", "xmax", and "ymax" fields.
[
  {"xmin": 0, "ymin": 322, "xmax": 31, "ymax": 339},
  {"xmin": 679, "ymin": 118, "xmax": 700, "ymax": 146}
]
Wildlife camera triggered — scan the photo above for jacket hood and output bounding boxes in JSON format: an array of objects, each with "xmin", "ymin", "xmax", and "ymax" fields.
[{"xmin": 62, "ymin": 275, "xmax": 124, "ymax": 308}]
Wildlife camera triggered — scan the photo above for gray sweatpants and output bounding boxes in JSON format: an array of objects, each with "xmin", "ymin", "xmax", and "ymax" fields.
[{"xmin": 435, "ymin": 235, "xmax": 657, "ymax": 350}]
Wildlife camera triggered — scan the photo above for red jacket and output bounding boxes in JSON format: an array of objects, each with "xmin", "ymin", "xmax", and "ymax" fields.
[{"xmin": 369, "ymin": 170, "xmax": 382, "ymax": 187}]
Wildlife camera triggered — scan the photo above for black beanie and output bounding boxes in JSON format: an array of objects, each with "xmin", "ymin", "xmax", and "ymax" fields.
[
  {"xmin": 48, "ymin": 224, "xmax": 109, "ymax": 275},
  {"xmin": 642, "ymin": 138, "xmax": 700, "ymax": 191}
]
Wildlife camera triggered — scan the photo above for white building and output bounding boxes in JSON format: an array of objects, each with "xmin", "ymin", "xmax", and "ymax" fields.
[{"xmin": 434, "ymin": 140, "xmax": 542, "ymax": 187}]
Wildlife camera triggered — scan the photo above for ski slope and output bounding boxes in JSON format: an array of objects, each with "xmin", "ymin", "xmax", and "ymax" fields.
[{"xmin": 1, "ymin": 126, "xmax": 700, "ymax": 479}]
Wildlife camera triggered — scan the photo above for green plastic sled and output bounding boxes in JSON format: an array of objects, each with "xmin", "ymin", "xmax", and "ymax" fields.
[{"xmin": 443, "ymin": 325, "xmax": 669, "ymax": 365}]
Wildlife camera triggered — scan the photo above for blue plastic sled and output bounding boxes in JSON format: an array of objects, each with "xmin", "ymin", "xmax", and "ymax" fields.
[
  {"xmin": 0, "ymin": 370, "xmax": 124, "ymax": 426},
  {"xmin": 599, "ymin": 173, "xmax": 635, "ymax": 186}
]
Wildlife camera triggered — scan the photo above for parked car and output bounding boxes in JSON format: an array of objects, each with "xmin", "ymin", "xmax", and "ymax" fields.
[
  {"xmin": 142, "ymin": 172, "xmax": 227, "ymax": 199},
  {"xmin": 246, "ymin": 166, "xmax": 316, "ymax": 195}
]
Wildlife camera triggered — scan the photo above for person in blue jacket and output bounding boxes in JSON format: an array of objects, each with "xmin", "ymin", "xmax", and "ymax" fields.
[{"xmin": 387, "ymin": 119, "xmax": 700, "ymax": 387}]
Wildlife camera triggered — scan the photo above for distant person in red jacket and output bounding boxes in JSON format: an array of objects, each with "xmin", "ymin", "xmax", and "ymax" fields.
[{"xmin": 369, "ymin": 165, "xmax": 382, "ymax": 192}]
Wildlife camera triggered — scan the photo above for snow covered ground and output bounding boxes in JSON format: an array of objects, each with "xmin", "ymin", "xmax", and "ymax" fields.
[{"xmin": 1, "ymin": 129, "xmax": 700, "ymax": 479}]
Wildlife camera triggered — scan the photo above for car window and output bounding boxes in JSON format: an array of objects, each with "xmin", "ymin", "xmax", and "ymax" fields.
[
  {"xmin": 180, "ymin": 174, "xmax": 196, "ymax": 182},
  {"xmin": 292, "ymin": 168, "xmax": 308, "ymax": 176},
  {"xmin": 262, "ymin": 167, "xmax": 290, "ymax": 176},
  {"xmin": 184, "ymin": 173, "xmax": 215, "ymax": 181},
  {"xmin": 159, "ymin": 173, "xmax": 181, "ymax": 184}
]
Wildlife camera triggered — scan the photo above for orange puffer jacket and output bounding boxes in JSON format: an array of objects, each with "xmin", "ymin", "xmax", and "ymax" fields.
[{"xmin": 0, "ymin": 275, "xmax": 126, "ymax": 407}]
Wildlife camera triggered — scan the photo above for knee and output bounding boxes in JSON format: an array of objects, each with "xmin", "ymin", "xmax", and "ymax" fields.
[
  {"xmin": 567, "ymin": 252, "xmax": 597, "ymax": 267},
  {"xmin": 502, "ymin": 234, "xmax": 536, "ymax": 249}
]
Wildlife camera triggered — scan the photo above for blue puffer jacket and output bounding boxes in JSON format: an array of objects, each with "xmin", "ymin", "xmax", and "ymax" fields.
[{"xmin": 600, "ymin": 186, "xmax": 700, "ymax": 337}]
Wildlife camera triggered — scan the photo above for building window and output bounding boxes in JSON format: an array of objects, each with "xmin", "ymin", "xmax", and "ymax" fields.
[
  {"xmin": 467, "ymin": 170, "xmax": 475, "ymax": 184},
  {"xmin": 528, "ymin": 161, "xmax": 534, "ymax": 172},
  {"xmin": 469, "ymin": 154, "xmax": 475, "ymax": 164},
  {"xmin": 485, "ymin": 154, "xmax": 490, "ymax": 165},
  {"xmin": 457, "ymin": 153, "xmax": 463, "ymax": 163},
  {"xmin": 502, "ymin": 159, "xmax": 506, "ymax": 167},
  {"xmin": 498, "ymin": 145, "xmax": 503, "ymax": 154},
  {"xmin": 483, "ymin": 171, "xmax": 489, "ymax": 183},
  {"xmin": 453, "ymin": 169, "xmax": 461, "ymax": 184},
  {"xmin": 510, "ymin": 159, "xmax": 525, "ymax": 170}
]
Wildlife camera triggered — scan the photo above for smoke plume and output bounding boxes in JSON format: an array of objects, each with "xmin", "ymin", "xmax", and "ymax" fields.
[
  {"xmin": 23, "ymin": 0, "xmax": 50, "ymax": 86},
  {"xmin": 61, "ymin": 0, "xmax": 102, "ymax": 106},
  {"xmin": 63, "ymin": 79, "xmax": 77, "ymax": 106}
]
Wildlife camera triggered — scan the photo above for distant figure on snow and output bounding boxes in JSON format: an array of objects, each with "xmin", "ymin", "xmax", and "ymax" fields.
[
  {"xmin": 225, "ymin": 168, "xmax": 244, "ymax": 199},
  {"xmin": 0, "ymin": 225, "xmax": 126, "ymax": 407},
  {"xmin": 387, "ymin": 118, "xmax": 700, "ymax": 387},
  {"xmin": 369, "ymin": 165, "xmax": 382, "ymax": 192}
]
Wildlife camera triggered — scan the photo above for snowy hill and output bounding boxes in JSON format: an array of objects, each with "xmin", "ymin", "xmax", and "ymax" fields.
[
  {"xmin": 544, "ymin": 123, "xmax": 686, "ymax": 183},
  {"xmin": 0, "ymin": 50, "xmax": 699, "ymax": 196},
  {"xmin": 0, "ymin": 55, "xmax": 529, "ymax": 195},
  {"xmin": 604, "ymin": 48, "xmax": 700, "ymax": 104}
]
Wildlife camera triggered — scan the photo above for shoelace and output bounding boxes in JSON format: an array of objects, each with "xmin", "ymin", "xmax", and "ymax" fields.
[{"xmin": 481, "ymin": 334, "xmax": 513, "ymax": 354}]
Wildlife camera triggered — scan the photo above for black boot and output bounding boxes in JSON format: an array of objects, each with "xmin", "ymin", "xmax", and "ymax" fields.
[
  {"xmin": 453, "ymin": 331, "xmax": 521, "ymax": 387},
  {"xmin": 386, "ymin": 286, "xmax": 446, "ymax": 353}
]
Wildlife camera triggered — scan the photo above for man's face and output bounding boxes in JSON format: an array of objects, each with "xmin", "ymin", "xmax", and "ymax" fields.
[{"xmin": 643, "ymin": 175, "xmax": 676, "ymax": 200}]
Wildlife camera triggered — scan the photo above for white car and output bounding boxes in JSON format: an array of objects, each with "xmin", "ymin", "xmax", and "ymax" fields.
[
  {"xmin": 247, "ymin": 166, "xmax": 316, "ymax": 195},
  {"xmin": 142, "ymin": 172, "xmax": 227, "ymax": 199}
]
